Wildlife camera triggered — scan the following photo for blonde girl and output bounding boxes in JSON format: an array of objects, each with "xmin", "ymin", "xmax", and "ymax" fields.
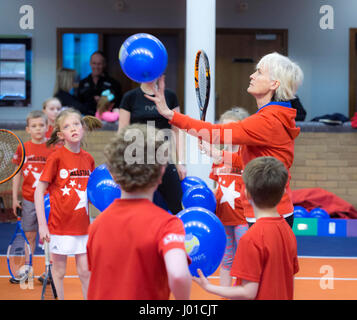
[
  {"xmin": 201, "ymin": 107, "xmax": 250, "ymax": 287},
  {"xmin": 34, "ymin": 108, "xmax": 101, "ymax": 300},
  {"xmin": 42, "ymin": 97, "xmax": 62, "ymax": 138}
]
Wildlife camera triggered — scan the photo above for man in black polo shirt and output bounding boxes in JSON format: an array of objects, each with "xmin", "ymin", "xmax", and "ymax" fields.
[{"xmin": 77, "ymin": 51, "xmax": 122, "ymax": 116}]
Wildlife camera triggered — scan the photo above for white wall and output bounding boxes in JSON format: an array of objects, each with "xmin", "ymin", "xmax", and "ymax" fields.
[{"xmin": 0, "ymin": 0, "xmax": 356, "ymax": 121}]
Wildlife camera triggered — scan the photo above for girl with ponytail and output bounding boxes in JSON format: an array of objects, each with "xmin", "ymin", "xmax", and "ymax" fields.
[{"xmin": 35, "ymin": 108, "xmax": 101, "ymax": 300}]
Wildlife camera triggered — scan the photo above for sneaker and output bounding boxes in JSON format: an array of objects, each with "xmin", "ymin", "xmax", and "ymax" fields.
[
  {"xmin": 38, "ymin": 273, "xmax": 51, "ymax": 285},
  {"xmin": 9, "ymin": 277, "xmax": 20, "ymax": 284}
]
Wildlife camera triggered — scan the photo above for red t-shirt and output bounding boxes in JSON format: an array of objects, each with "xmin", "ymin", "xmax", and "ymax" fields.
[
  {"xmin": 45, "ymin": 125, "xmax": 53, "ymax": 139},
  {"xmin": 231, "ymin": 217, "xmax": 299, "ymax": 300},
  {"xmin": 40, "ymin": 146, "xmax": 95, "ymax": 235},
  {"xmin": 170, "ymin": 103, "xmax": 300, "ymax": 220},
  {"xmin": 209, "ymin": 161, "xmax": 246, "ymax": 226},
  {"xmin": 87, "ymin": 198, "xmax": 188, "ymax": 300},
  {"xmin": 13, "ymin": 141, "xmax": 54, "ymax": 202}
]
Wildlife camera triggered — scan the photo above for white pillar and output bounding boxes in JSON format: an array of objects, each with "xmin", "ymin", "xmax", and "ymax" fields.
[{"xmin": 184, "ymin": 0, "xmax": 216, "ymax": 189}]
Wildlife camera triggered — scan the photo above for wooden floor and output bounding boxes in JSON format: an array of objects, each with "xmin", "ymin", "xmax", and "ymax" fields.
[{"xmin": 1, "ymin": 256, "xmax": 357, "ymax": 300}]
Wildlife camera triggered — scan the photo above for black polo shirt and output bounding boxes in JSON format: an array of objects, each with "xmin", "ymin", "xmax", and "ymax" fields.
[{"xmin": 77, "ymin": 73, "xmax": 122, "ymax": 116}]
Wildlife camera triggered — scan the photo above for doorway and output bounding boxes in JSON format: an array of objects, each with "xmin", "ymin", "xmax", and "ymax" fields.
[{"xmin": 215, "ymin": 29, "xmax": 288, "ymax": 118}]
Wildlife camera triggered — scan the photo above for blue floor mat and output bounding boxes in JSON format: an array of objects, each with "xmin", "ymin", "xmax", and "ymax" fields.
[{"xmin": 0, "ymin": 223, "xmax": 357, "ymax": 257}]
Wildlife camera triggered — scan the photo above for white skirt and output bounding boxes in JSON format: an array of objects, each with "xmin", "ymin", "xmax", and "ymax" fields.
[{"xmin": 49, "ymin": 235, "xmax": 88, "ymax": 255}]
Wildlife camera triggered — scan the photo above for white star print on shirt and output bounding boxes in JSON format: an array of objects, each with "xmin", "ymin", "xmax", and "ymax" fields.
[
  {"xmin": 219, "ymin": 180, "xmax": 241, "ymax": 210},
  {"xmin": 31, "ymin": 170, "xmax": 42, "ymax": 188},
  {"xmin": 69, "ymin": 180, "xmax": 76, "ymax": 187},
  {"xmin": 74, "ymin": 188, "xmax": 88, "ymax": 214},
  {"xmin": 61, "ymin": 185, "xmax": 71, "ymax": 196}
]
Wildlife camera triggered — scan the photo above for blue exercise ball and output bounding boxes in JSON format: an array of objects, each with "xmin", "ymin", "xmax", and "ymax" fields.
[
  {"xmin": 87, "ymin": 164, "xmax": 121, "ymax": 212},
  {"xmin": 178, "ymin": 207, "xmax": 226, "ymax": 277},
  {"xmin": 182, "ymin": 185, "xmax": 216, "ymax": 213},
  {"xmin": 293, "ymin": 206, "xmax": 309, "ymax": 218},
  {"xmin": 44, "ymin": 193, "xmax": 50, "ymax": 223},
  {"xmin": 181, "ymin": 176, "xmax": 208, "ymax": 195},
  {"xmin": 119, "ymin": 33, "xmax": 168, "ymax": 83},
  {"xmin": 310, "ymin": 207, "xmax": 330, "ymax": 219}
]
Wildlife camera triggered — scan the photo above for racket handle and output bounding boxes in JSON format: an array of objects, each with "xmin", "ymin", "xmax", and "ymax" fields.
[{"xmin": 16, "ymin": 206, "xmax": 22, "ymax": 218}]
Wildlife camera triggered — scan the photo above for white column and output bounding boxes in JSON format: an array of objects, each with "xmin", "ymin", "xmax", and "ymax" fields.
[{"xmin": 184, "ymin": 0, "xmax": 216, "ymax": 189}]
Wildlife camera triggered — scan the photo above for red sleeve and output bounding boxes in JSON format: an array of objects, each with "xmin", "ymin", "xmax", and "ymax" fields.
[
  {"xmin": 230, "ymin": 236, "xmax": 261, "ymax": 283},
  {"xmin": 158, "ymin": 217, "xmax": 187, "ymax": 257},
  {"xmin": 209, "ymin": 163, "xmax": 218, "ymax": 182},
  {"xmin": 221, "ymin": 150, "xmax": 243, "ymax": 168},
  {"xmin": 12, "ymin": 144, "xmax": 23, "ymax": 165},
  {"xmin": 40, "ymin": 153, "xmax": 59, "ymax": 183},
  {"xmin": 170, "ymin": 111, "xmax": 279, "ymax": 146}
]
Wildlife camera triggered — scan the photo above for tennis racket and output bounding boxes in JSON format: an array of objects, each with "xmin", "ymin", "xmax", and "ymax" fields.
[
  {"xmin": 7, "ymin": 206, "xmax": 32, "ymax": 283},
  {"xmin": 194, "ymin": 50, "xmax": 211, "ymax": 122},
  {"xmin": 0, "ymin": 129, "xmax": 25, "ymax": 184},
  {"xmin": 41, "ymin": 240, "xmax": 58, "ymax": 300}
]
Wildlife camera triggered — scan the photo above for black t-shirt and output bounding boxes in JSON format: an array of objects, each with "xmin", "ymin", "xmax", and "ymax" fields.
[
  {"xmin": 77, "ymin": 73, "xmax": 122, "ymax": 116},
  {"xmin": 120, "ymin": 87, "xmax": 179, "ymax": 130}
]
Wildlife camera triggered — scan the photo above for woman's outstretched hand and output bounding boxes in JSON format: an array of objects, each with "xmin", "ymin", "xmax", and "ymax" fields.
[{"xmin": 144, "ymin": 75, "xmax": 174, "ymax": 121}]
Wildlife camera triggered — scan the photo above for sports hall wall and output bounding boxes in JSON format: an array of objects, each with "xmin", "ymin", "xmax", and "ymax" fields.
[
  {"xmin": 1, "ymin": 0, "xmax": 357, "ymax": 215},
  {"xmin": 0, "ymin": 0, "xmax": 356, "ymax": 121}
]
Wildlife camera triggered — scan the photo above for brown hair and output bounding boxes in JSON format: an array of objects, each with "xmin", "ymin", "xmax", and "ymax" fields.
[
  {"xmin": 26, "ymin": 110, "xmax": 48, "ymax": 126},
  {"xmin": 242, "ymin": 156, "xmax": 288, "ymax": 209},
  {"xmin": 97, "ymin": 96, "xmax": 112, "ymax": 116},
  {"xmin": 46, "ymin": 108, "xmax": 102, "ymax": 147},
  {"xmin": 104, "ymin": 123, "xmax": 169, "ymax": 193}
]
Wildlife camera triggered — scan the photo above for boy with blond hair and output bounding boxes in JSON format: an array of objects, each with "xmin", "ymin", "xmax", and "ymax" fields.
[{"xmin": 11, "ymin": 110, "xmax": 54, "ymax": 283}]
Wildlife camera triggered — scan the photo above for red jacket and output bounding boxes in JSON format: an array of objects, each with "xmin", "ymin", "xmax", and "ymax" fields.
[{"xmin": 170, "ymin": 102, "xmax": 300, "ymax": 220}]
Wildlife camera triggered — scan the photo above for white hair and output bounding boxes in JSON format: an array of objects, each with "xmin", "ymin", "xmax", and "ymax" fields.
[{"xmin": 257, "ymin": 52, "xmax": 304, "ymax": 101}]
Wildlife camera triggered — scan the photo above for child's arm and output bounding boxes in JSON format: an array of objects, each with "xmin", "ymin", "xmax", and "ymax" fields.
[
  {"xmin": 11, "ymin": 172, "xmax": 22, "ymax": 217},
  {"xmin": 34, "ymin": 180, "xmax": 50, "ymax": 242},
  {"xmin": 164, "ymin": 248, "xmax": 192, "ymax": 300},
  {"xmin": 194, "ymin": 269, "xmax": 258, "ymax": 300}
]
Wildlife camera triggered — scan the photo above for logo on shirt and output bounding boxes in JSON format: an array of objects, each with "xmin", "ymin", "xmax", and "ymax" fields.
[
  {"xmin": 163, "ymin": 233, "xmax": 185, "ymax": 246},
  {"xmin": 184, "ymin": 233, "xmax": 200, "ymax": 256},
  {"xmin": 60, "ymin": 169, "xmax": 69, "ymax": 179}
]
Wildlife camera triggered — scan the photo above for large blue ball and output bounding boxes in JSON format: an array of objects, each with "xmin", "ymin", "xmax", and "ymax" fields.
[
  {"xmin": 182, "ymin": 184, "xmax": 216, "ymax": 213},
  {"xmin": 119, "ymin": 33, "xmax": 168, "ymax": 83},
  {"xmin": 293, "ymin": 206, "xmax": 309, "ymax": 218},
  {"xmin": 181, "ymin": 176, "xmax": 208, "ymax": 195},
  {"xmin": 310, "ymin": 207, "xmax": 330, "ymax": 219},
  {"xmin": 178, "ymin": 207, "xmax": 226, "ymax": 277},
  {"xmin": 87, "ymin": 164, "xmax": 121, "ymax": 212}
]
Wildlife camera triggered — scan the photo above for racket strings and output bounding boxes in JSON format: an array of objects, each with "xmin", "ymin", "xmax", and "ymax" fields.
[
  {"xmin": 0, "ymin": 131, "xmax": 23, "ymax": 181},
  {"xmin": 8, "ymin": 235, "xmax": 31, "ymax": 280},
  {"xmin": 198, "ymin": 58, "xmax": 208, "ymax": 109}
]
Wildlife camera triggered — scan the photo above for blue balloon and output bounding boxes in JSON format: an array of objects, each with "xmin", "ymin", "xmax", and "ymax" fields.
[
  {"xmin": 310, "ymin": 207, "xmax": 330, "ymax": 219},
  {"xmin": 293, "ymin": 206, "xmax": 309, "ymax": 218},
  {"xmin": 181, "ymin": 176, "xmax": 208, "ymax": 195},
  {"xmin": 182, "ymin": 185, "xmax": 216, "ymax": 213},
  {"xmin": 87, "ymin": 164, "xmax": 121, "ymax": 212},
  {"xmin": 178, "ymin": 207, "xmax": 226, "ymax": 277},
  {"xmin": 119, "ymin": 33, "xmax": 168, "ymax": 83},
  {"xmin": 44, "ymin": 193, "xmax": 50, "ymax": 223}
]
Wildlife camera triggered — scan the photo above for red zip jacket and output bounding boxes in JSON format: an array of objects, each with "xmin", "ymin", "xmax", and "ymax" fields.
[{"xmin": 170, "ymin": 102, "xmax": 300, "ymax": 221}]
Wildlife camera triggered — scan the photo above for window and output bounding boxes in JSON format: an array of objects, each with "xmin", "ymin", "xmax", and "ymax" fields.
[{"xmin": 0, "ymin": 38, "xmax": 31, "ymax": 107}]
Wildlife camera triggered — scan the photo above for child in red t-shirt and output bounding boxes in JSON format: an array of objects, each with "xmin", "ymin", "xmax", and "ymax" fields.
[
  {"xmin": 194, "ymin": 156, "xmax": 299, "ymax": 300},
  {"xmin": 34, "ymin": 108, "xmax": 101, "ymax": 300},
  {"xmin": 86, "ymin": 123, "xmax": 192, "ymax": 300},
  {"xmin": 42, "ymin": 97, "xmax": 62, "ymax": 139},
  {"xmin": 11, "ymin": 111, "xmax": 54, "ymax": 283},
  {"xmin": 202, "ymin": 107, "xmax": 250, "ymax": 287}
]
